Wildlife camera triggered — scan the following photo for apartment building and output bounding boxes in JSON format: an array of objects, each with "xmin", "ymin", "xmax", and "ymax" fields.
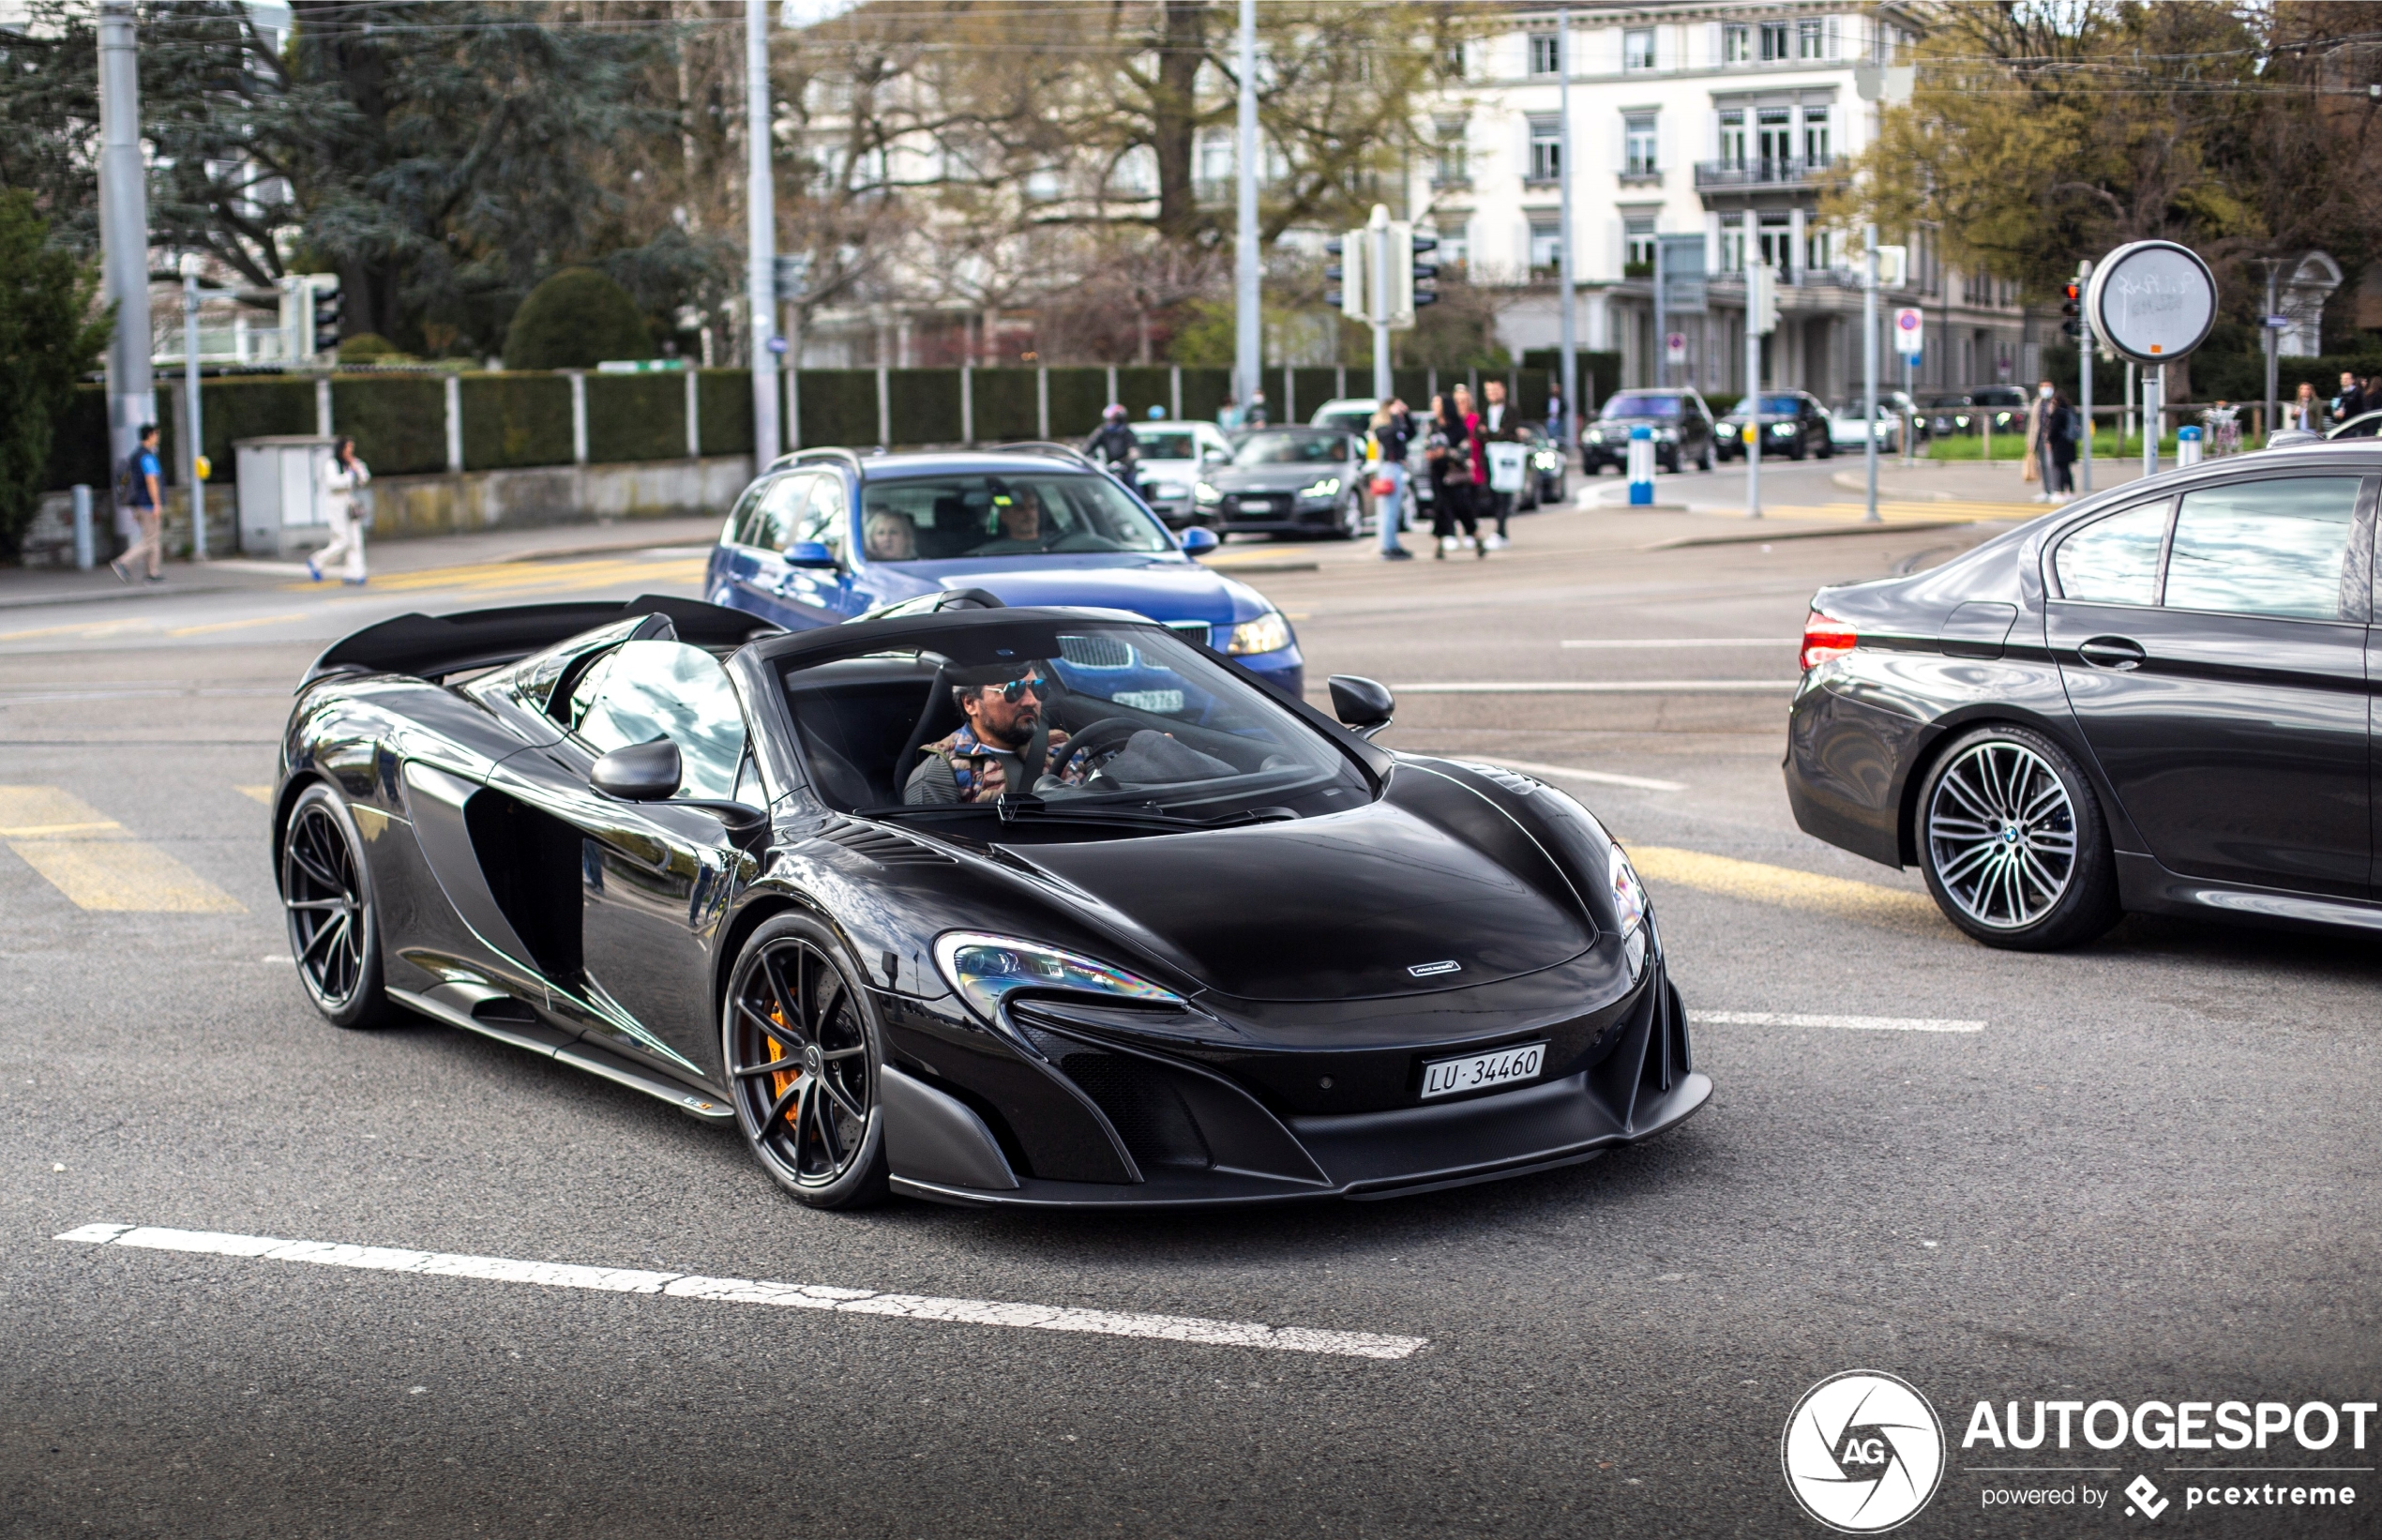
[{"xmin": 1417, "ymin": 2, "xmax": 2035, "ymax": 399}]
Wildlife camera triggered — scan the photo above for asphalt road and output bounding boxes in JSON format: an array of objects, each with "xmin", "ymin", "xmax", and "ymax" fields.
[{"xmin": 4, "ymin": 461, "xmax": 2374, "ymax": 1538}]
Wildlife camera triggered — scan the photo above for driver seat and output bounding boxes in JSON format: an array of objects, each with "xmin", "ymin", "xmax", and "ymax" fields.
[{"xmin": 896, "ymin": 666, "xmax": 964, "ymax": 788}]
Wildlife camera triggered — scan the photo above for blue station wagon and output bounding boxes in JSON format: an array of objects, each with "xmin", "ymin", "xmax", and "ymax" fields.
[{"xmin": 703, "ymin": 446, "xmax": 1304, "ymax": 698}]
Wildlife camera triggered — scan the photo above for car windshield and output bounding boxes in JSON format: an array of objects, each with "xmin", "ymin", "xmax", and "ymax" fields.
[
  {"xmin": 1232, "ymin": 430, "xmax": 1345, "ymax": 465},
  {"xmin": 1602, "ymin": 394, "xmax": 1682, "ymax": 420},
  {"xmin": 1312, "ymin": 410, "xmax": 1374, "ymax": 434},
  {"xmin": 776, "ymin": 620, "xmax": 1370, "ymax": 824},
  {"xmin": 858, "ymin": 473, "xmax": 1172, "ymax": 561},
  {"xmin": 1134, "ymin": 430, "xmax": 1199, "ymax": 459},
  {"xmin": 1926, "ymin": 396, "xmax": 1969, "ymax": 409}
]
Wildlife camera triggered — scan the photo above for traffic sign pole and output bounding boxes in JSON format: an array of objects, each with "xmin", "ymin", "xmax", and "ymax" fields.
[{"xmin": 1862, "ymin": 222, "xmax": 1877, "ymax": 523}]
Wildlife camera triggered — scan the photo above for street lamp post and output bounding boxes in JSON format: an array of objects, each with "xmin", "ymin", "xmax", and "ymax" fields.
[
  {"xmin": 97, "ymin": 0, "xmax": 155, "ymax": 495},
  {"xmin": 182, "ymin": 258, "xmax": 207, "ymax": 559},
  {"xmin": 1556, "ymin": 10, "xmax": 1577, "ymax": 458},
  {"xmin": 1862, "ymin": 222, "xmax": 1877, "ymax": 522},
  {"xmin": 745, "ymin": 0, "xmax": 781, "ymax": 465},
  {"xmin": 1233, "ymin": 0, "xmax": 1259, "ymax": 411}
]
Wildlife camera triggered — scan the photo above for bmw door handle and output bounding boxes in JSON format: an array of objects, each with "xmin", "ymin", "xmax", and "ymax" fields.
[{"xmin": 2077, "ymin": 636, "xmax": 2147, "ymax": 670}]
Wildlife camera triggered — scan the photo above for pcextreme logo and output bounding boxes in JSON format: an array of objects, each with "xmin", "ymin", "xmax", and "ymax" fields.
[{"xmin": 1782, "ymin": 1371, "xmax": 1948, "ymax": 1532}]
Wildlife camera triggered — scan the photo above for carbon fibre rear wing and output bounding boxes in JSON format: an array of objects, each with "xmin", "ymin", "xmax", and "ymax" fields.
[{"xmin": 300, "ymin": 595, "xmax": 781, "ymax": 688}]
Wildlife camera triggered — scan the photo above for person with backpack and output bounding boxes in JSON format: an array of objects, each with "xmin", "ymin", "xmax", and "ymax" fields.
[
  {"xmin": 111, "ymin": 423, "xmax": 165, "ymax": 583},
  {"xmin": 308, "ymin": 436, "xmax": 372, "ymax": 584}
]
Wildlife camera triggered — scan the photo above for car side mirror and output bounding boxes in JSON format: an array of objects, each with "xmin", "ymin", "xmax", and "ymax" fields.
[
  {"xmin": 592, "ymin": 737, "xmax": 683, "ymax": 801},
  {"xmin": 783, "ymin": 540, "xmax": 839, "ymax": 568},
  {"xmin": 1327, "ymin": 674, "xmax": 1395, "ymax": 738},
  {"xmin": 1202, "ymin": 446, "xmax": 1229, "ymax": 462},
  {"xmin": 1178, "ymin": 525, "xmax": 1220, "ymax": 556}
]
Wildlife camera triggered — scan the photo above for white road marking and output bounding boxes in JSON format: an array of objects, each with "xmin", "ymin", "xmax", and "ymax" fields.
[
  {"xmin": 54, "ymin": 1224, "xmax": 1427, "ymax": 1361},
  {"xmin": 1560, "ymin": 638, "xmax": 1793, "ymax": 649},
  {"xmin": 1470, "ymin": 756, "xmax": 1687, "ymax": 793},
  {"xmin": 1691, "ymin": 1011, "xmax": 1983, "ymax": 1034},
  {"xmin": 1393, "ymin": 680, "xmax": 1790, "ymax": 694}
]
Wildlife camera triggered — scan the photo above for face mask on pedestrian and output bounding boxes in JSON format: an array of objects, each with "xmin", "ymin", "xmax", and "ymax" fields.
[{"xmin": 2039, "ymin": 385, "xmax": 2053, "ymax": 399}]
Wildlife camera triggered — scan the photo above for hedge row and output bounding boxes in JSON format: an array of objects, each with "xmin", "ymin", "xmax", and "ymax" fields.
[{"xmin": 44, "ymin": 362, "xmax": 1569, "ymax": 492}]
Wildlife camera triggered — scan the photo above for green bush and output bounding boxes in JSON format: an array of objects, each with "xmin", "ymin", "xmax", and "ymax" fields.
[
  {"xmin": 460, "ymin": 373, "xmax": 575, "ymax": 469},
  {"xmin": 1044, "ymin": 368, "xmax": 1108, "ymax": 440},
  {"xmin": 584, "ymin": 372, "xmax": 685, "ymax": 463},
  {"xmin": 41, "ymin": 384, "xmax": 112, "ymax": 493},
  {"xmin": 697, "ymin": 370, "xmax": 755, "ymax": 458},
  {"xmin": 1389, "ymin": 369, "xmax": 1432, "ymax": 410},
  {"xmin": 195, "ymin": 376, "xmax": 316, "ymax": 483},
  {"xmin": 2, "ymin": 191, "xmax": 111, "ymax": 556},
  {"xmin": 888, "ymin": 369, "xmax": 960, "ymax": 445},
  {"xmin": 1290, "ymin": 367, "xmax": 1339, "ymax": 417},
  {"xmin": 333, "ymin": 374, "xmax": 448, "ymax": 476},
  {"xmin": 503, "ymin": 268, "xmax": 652, "ymax": 371},
  {"xmin": 794, "ymin": 370, "xmax": 878, "ymax": 449},
  {"xmin": 2189, "ymin": 348, "xmax": 2382, "ymax": 409},
  {"xmin": 1115, "ymin": 366, "xmax": 1172, "ymax": 421},
  {"xmin": 1177, "ymin": 367, "xmax": 1231, "ymax": 422},
  {"xmin": 971, "ymin": 368, "xmax": 1042, "ymax": 441},
  {"xmin": 1520, "ymin": 350, "xmax": 1622, "ymax": 410},
  {"xmin": 338, "ymin": 334, "xmax": 404, "ymax": 364}
]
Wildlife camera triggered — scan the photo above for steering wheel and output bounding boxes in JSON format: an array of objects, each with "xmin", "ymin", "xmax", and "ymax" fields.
[{"xmin": 1056, "ymin": 716, "xmax": 1141, "ymax": 776}]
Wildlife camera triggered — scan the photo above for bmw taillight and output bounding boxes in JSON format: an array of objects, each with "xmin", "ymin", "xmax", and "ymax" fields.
[{"xmin": 1800, "ymin": 608, "xmax": 1857, "ymax": 672}]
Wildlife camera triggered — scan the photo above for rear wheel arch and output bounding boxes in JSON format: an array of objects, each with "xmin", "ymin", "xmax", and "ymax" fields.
[{"xmin": 1892, "ymin": 706, "xmax": 2089, "ymax": 867}]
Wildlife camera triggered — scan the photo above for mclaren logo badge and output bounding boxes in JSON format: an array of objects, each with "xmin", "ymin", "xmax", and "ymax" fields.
[{"xmin": 1407, "ymin": 959, "xmax": 1462, "ymax": 977}]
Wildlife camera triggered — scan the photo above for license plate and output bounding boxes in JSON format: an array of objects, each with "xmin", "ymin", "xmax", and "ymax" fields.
[
  {"xmin": 1242, "ymin": 497, "xmax": 1279, "ymax": 511},
  {"xmin": 1419, "ymin": 1041, "xmax": 1546, "ymax": 1100}
]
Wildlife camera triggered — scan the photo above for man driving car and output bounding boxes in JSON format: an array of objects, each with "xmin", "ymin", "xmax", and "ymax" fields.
[
  {"xmin": 905, "ymin": 663, "xmax": 1092, "ymax": 804},
  {"xmin": 972, "ymin": 484, "xmax": 1053, "ymax": 554}
]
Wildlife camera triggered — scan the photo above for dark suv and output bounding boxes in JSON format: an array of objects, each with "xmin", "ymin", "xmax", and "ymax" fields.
[
  {"xmin": 1580, "ymin": 389, "xmax": 1718, "ymax": 475},
  {"xmin": 1716, "ymin": 391, "xmax": 1832, "ymax": 461}
]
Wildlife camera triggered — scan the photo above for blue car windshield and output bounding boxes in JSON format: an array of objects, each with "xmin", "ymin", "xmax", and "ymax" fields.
[{"xmin": 859, "ymin": 474, "xmax": 1171, "ymax": 562}]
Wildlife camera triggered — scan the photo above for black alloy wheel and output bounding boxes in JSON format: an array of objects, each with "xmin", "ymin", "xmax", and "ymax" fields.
[
  {"xmin": 279, "ymin": 781, "xmax": 395, "ymax": 1028},
  {"xmin": 723, "ymin": 912, "xmax": 888, "ymax": 1208},
  {"xmin": 1916, "ymin": 724, "xmax": 2121, "ymax": 951}
]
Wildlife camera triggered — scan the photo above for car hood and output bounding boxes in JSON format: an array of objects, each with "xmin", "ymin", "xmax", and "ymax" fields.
[
  {"xmin": 1006, "ymin": 793, "xmax": 1593, "ymax": 1003},
  {"xmin": 1587, "ymin": 415, "xmax": 1683, "ymax": 432},
  {"xmin": 872, "ymin": 557, "xmax": 1271, "ymax": 627},
  {"xmin": 1206, "ymin": 464, "xmax": 1342, "ymax": 492}
]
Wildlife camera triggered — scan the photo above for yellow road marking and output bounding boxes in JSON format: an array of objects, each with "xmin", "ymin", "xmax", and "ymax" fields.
[
  {"xmin": 288, "ymin": 555, "xmax": 706, "ymax": 596},
  {"xmin": 234, "ymin": 785, "xmax": 275, "ymax": 804},
  {"xmin": 0, "ymin": 786, "xmax": 244, "ymax": 913},
  {"xmin": 167, "ymin": 611, "xmax": 309, "ymax": 638},
  {"xmin": 1630, "ymin": 845, "xmax": 1942, "ymax": 929}
]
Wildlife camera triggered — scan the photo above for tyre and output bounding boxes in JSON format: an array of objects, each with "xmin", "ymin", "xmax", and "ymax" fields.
[
  {"xmin": 279, "ymin": 781, "xmax": 398, "ymax": 1029},
  {"xmin": 1916, "ymin": 724, "xmax": 2121, "ymax": 951},
  {"xmin": 722, "ymin": 911, "xmax": 890, "ymax": 1209}
]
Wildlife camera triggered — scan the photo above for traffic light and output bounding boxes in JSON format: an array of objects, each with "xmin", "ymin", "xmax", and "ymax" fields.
[
  {"xmin": 2059, "ymin": 280, "xmax": 2083, "ymax": 339},
  {"xmin": 311, "ymin": 280, "xmax": 343, "ymax": 354},
  {"xmin": 1410, "ymin": 232, "xmax": 1440, "ymax": 310}
]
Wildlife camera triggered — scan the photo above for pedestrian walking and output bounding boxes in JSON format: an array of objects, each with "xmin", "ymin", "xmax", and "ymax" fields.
[
  {"xmin": 1545, "ymin": 385, "xmax": 1564, "ymax": 444},
  {"xmin": 309, "ymin": 436, "xmax": 372, "ymax": 585},
  {"xmin": 2289, "ymin": 381, "xmax": 2327, "ymax": 433},
  {"xmin": 2331, "ymin": 370, "xmax": 2366, "ymax": 425},
  {"xmin": 1476, "ymin": 379, "xmax": 1518, "ymax": 548},
  {"xmin": 1366, "ymin": 400, "xmax": 1413, "ymax": 561},
  {"xmin": 2024, "ymin": 380, "xmax": 2062, "ymax": 502},
  {"xmin": 111, "ymin": 423, "xmax": 165, "ymax": 583},
  {"xmin": 1428, "ymin": 388, "xmax": 1484, "ymax": 560},
  {"xmin": 1217, "ymin": 395, "xmax": 1243, "ymax": 432},
  {"xmin": 1244, "ymin": 389, "xmax": 1269, "ymax": 429},
  {"xmin": 2043, "ymin": 388, "xmax": 2078, "ymax": 500}
]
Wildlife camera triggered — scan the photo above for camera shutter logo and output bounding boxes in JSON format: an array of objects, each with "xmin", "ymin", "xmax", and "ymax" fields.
[{"xmin": 1781, "ymin": 1371, "xmax": 1946, "ymax": 1532}]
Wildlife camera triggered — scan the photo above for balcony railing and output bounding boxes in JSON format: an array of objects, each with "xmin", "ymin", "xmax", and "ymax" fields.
[{"xmin": 1693, "ymin": 156, "xmax": 1845, "ymax": 190}]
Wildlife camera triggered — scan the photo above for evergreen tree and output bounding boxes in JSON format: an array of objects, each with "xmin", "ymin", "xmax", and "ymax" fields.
[{"xmin": 0, "ymin": 192, "xmax": 113, "ymax": 562}]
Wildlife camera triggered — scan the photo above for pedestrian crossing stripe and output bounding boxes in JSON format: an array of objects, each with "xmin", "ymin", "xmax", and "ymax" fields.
[{"xmin": 0, "ymin": 786, "xmax": 244, "ymax": 914}]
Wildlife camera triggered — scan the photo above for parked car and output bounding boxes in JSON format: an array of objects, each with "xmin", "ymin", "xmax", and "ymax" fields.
[
  {"xmin": 1307, "ymin": 397, "xmax": 1383, "ymax": 435},
  {"xmin": 1716, "ymin": 391, "xmax": 1832, "ymax": 461},
  {"xmin": 1581, "ymin": 389, "xmax": 1718, "ymax": 475},
  {"xmin": 2325, "ymin": 409, "xmax": 2382, "ymax": 441},
  {"xmin": 1195, "ymin": 427, "xmax": 1373, "ymax": 541},
  {"xmin": 704, "ymin": 445, "xmax": 1303, "ymax": 698},
  {"xmin": 1785, "ymin": 439, "xmax": 2382, "ymax": 949},
  {"xmin": 1827, "ymin": 398, "xmax": 1903, "ymax": 453},
  {"xmin": 1922, "ymin": 388, "xmax": 2027, "ymax": 439},
  {"xmin": 1130, "ymin": 420, "xmax": 1235, "ymax": 527}
]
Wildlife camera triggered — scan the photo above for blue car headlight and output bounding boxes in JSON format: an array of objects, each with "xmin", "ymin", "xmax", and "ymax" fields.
[
  {"xmin": 934, "ymin": 932, "xmax": 1183, "ymax": 1026},
  {"xmin": 1226, "ymin": 609, "xmax": 1291, "ymax": 655}
]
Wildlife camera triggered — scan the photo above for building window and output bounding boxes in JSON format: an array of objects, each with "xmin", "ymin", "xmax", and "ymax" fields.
[
  {"xmin": 1718, "ymin": 108, "xmax": 1746, "ymax": 168},
  {"xmin": 1759, "ymin": 21, "xmax": 1789, "ymax": 62},
  {"xmin": 1757, "ymin": 215, "xmax": 1793, "ymax": 274},
  {"xmin": 1798, "ymin": 20, "xmax": 1826, "ymax": 59},
  {"xmin": 1624, "ymin": 218, "xmax": 1656, "ymax": 276},
  {"xmin": 1802, "ymin": 107, "xmax": 1830, "ymax": 165},
  {"xmin": 1719, "ymin": 214, "xmax": 1746, "ymax": 274},
  {"xmin": 1435, "ymin": 225, "xmax": 1470, "ymax": 270},
  {"xmin": 1528, "ymin": 115, "xmax": 1561, "ymax": 183},
  {"xmin": 1441, "ymin": 38, "xmax": 1466, "ymax": 79},
  {"xmin": 1433, "ymin": 117, "xmax": 1469, "ymax": 185},
  {"xmin": 1623, "ymin": 113, "xmax": 1659, "ymax": 175},
  {"xmin": 1723, "ymin": 24, "xmax": 1750, "ymax": 65},
  {"xmin": 1805, "ymin": 226, "xmax": 1835, "ymax": 273},
  {"xmin": 1197, "ymin": 130, "xmax": 1232, "ymax": 195},
  {"xmin": 1529, "ymin": 32, "xmax": 1560, "ymax": 77},
  {"xmin": 1756, "ymin": 106, "xmax": 1793, "ymax": 165},
  {"xmin": 1623, "ymin": 28, "xmax": 1655, "ymax": 71},
  {"xmin": 1530, "ymin": 219, "xmax": 1563, "ymax": 275}
]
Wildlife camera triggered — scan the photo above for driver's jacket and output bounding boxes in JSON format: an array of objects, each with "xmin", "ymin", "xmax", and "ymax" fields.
[{"xmin": 913, "ymin": 722, "xmax": 1094, "ymax": 803}]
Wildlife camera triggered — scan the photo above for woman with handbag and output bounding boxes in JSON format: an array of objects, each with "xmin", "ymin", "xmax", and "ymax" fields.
[
  {"xmin": 309, "ymin": 437, "xmax": 372, "ymax": 585},
  {"xmin": 1366, "ymin": 401, "xmax": 1413, "ymax": 561}
]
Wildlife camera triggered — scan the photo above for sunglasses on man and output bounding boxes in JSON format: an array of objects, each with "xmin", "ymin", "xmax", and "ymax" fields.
[{"xmin": 991, "ymin": 675, "xmax": 1048, "ymax": 702}]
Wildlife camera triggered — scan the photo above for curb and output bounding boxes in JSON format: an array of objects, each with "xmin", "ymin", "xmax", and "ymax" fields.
[{"xmin": 1642, "ymin": 520, "xmax": 1997, "ymax": 551}]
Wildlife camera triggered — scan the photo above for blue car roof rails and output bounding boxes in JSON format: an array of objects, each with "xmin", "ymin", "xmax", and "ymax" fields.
[
  {"xmin": 765, "ymin": 445, "xmax": 871, "ymax": 476},
  {"xmin": 990, "ymin": 441, "xmax": 1103, "ymax": 472}
]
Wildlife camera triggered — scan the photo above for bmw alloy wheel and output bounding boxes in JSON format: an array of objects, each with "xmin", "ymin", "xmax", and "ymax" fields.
[{"xmin": 1924, "ymin": 740, "xmax": 2078, "ymax": 930}]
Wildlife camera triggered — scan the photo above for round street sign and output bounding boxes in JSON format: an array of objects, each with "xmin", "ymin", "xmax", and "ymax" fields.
[
  {"xmin": 1665, "ymin": 331, "xmax": 1687, "ymax": 363},
  {"xmin": 2084, "ymin": 240, "xmax": 2216, "ymax": 366},
  {"xmin": 1892, "ymin": 307, "xmax": 1922, "ymax": 355}
]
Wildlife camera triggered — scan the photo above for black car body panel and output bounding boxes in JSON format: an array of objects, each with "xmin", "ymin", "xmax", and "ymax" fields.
[
  {"xmin": 1783, "ymin": 443, "xmax": 2382, "ymax": 935},
  {"xmin": 1581, "ymin": 389, "xmax": 1716, "ymax": 474},
  {"xmin": 277, "ymin": 599, "xmax": 1707, "ymax": 1208},
  {"xmin": 1716, "ymin": 391, "xmax": 1832, "ymax": 461}
]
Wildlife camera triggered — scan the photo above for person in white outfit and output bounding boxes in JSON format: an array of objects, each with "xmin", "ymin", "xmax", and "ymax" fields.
[{"xmin": 309, "ymin": 437, "xmax": 371, "ymax": 584}]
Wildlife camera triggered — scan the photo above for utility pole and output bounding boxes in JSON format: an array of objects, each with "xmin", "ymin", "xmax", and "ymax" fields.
[
  {"xmin": 97, "ymin": 0, "xmax": 154, "ymax": 490},
  {"xmin": 1233, "ymin": 0, "xmax": 1260, "ymax": 410},
  {"xmin": 1369, "ymin": 206, "xmax": 1393, "ymax": 402},
  {"xmin": 745, "ymin": 0, "xmax": 781, "ymax": 466},
  {"xmin": 1745, "ymin": 262, "xmax": 1774, "ymax": 519},
  {"xmin": 1651, "ymin": 234, "xmax": 1666, "ymax": 389},
  {"xmin": 1862, "ymin": 222, "xmax": 1878, "ymax": 522},
  {"xmin": 1556, "ymin": 9, "xmax": 1577, "ymax": 455},
  {"xmin": 181, "ymin": 258, "xmax": 206, "ymax": 559},
  {"xmin": 2262, "ymin": 260, "xmax": 2280, "ymax": 446},
  {"xmin": 2077, "ymin": 258, "xmax": 2094, "ymax": 494}
]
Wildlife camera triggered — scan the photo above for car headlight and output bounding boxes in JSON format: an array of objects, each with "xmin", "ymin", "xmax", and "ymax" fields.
[
  {"xmin": 1654, "ymin": 428, "xmax": 1678, "ymax": 442},
  {"xmin": 934, "ymin": 932, "xmax": 1183, "ymax": 1026},
  {"xmin": 1586, "ymin": 428, "xmax": 1606, "ymax": 443},
  {"xmin": 1193, "ymin": 481, "xmax": 1221, "ymax": 505},
  {"xmin": 1607, "ymin": 839, "xmax": 1648, "ymax": 941},
  {"xmin": 1225, "ymin": 609, "xmax": 1291, "ymax": 655},
  {"xmin": 1771, "ymin": 422, "xmax": 1795, "ymax": 435},
  {"xmin": 1298, "ymin": 476, "xmax": 1341, "ymax": 500},
  {"xmin": 1149, "ymin": 481, "xmax": 1185, "ymax": 500}
]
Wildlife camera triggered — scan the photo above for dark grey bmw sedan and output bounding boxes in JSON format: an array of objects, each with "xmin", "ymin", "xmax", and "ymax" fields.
[{"xmin": 1785, "ymin": 441, "xmax": 2382, "ymax": 949}]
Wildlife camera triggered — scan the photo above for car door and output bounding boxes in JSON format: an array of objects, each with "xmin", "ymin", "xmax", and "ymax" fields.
[
  {"xmin": 2045, "ymin": 474, "xmax": 2375, "ymax": 898},
  {"xmin": 775, "ymin": 467, "xmax": 861, "ymax": 620},
  {"xmin": 717, "ymin": 472, "xmax": 811, "ymax": 627},
  {"xmin": 489, "ymin": 638, "xmax": 757, "ymax": 1079}
]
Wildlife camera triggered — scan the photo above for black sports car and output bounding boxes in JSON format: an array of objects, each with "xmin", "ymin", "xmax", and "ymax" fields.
[
  {"xmin": 1785, "ymin": 441, "xmax": 2382, "ymax": 950},
  {"xmin": 274, "ymin": 593, "xmax": 1705, "ymax": 1210}
]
